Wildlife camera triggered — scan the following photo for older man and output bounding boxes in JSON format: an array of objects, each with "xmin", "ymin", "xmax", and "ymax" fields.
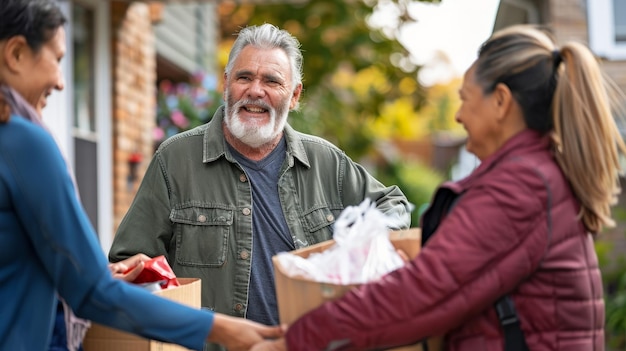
[{"xmin": 110, "ymin": 23, "xmax": 411, "ymax": 350}]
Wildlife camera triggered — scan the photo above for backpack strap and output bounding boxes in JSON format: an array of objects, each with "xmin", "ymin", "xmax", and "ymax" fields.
[
  {"xmin": 494, "ymin": 296, "xmax": 530, "ymax": 351},
  {"xmin": 418, "ymin": 189, "xmax": 462, "ymax": 350},
  {"xmin": 420, "ymin": 187, "xmax": 462, "ymax": 245},
  {"xmin": 422, "ymin": 178, "xmax": 533, "ymax": 351}
]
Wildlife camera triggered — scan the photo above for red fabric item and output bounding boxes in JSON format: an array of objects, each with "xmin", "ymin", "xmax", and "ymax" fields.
[{"xmin": 127, "ymin": 255, "xmax": 180, "ymax": 288}]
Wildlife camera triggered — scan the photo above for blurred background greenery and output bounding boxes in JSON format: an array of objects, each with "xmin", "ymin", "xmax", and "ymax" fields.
[{"xmin": 597, "ymin": 206, "xmax": 626, "ymax": 350}]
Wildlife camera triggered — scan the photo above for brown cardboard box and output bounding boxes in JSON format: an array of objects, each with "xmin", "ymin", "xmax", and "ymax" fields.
[
  {"xmin": 83, "ymin": 278, "xmax": 201, "ymax": 351},
  {"xmin": 272, "ymin": 228, "xmax": 442, "ymax": 351}
]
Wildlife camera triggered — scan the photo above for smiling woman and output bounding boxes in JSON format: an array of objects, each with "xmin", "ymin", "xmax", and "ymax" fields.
[
  {"xmin": 0, "ymin": 1, "xmax": 282, "ymax": 350},
  {"xmin": 0, "ymin": 6, "xmax": 66, "ymax": 113}
]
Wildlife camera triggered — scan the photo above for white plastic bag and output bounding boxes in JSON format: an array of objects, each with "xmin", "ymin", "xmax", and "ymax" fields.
[{"xmin": 276, "ymin": 199, "xmax": 405, "ymax": 284}]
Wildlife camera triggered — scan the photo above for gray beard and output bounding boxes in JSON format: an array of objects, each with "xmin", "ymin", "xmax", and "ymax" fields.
[{"xmin": 224, "ymin": 94, "xmax": 289, "ymax": 148}]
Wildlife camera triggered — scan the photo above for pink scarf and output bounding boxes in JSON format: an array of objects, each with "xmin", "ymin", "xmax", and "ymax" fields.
[{"xmin": 0, "ymin": 85, "xmax": 91, "ymax": 351}]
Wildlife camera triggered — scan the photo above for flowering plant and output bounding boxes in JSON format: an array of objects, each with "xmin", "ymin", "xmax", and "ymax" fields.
[{"xmin": 154, "ymin": 71, "xmax": 222, "ymax": 147}]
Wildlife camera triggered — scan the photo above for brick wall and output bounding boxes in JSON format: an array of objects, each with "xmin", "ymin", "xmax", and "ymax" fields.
[{"xmin": 110, "ymin": 2, "xmax": 157, "ymax": 233}]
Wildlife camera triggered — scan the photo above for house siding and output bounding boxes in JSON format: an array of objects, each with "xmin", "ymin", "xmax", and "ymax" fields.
[
  {"xmin": 549, "ymin": 0, "xmax": 587, "ymax": 41},
  {"xmin": 155, "ymin": 3, "xmax": 219, "ymax": 75},
  {"xmin": 547, "ymin": 0, "xmax": 626, "ymax": 92}
]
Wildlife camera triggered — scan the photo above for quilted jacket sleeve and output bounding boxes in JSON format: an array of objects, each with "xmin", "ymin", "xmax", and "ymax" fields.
[{"xmin": 285, "ymin": 161, "xmax": 552, "ymax": 350}]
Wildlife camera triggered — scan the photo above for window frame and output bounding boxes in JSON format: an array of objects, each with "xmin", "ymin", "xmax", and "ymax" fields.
[{"xmin": 588, "ymin": 0, "xmax": 626, "ymax": 60}]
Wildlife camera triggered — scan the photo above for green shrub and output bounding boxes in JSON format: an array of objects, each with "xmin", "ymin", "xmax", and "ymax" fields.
[
  {"xmin": 375, "ymin": 159, "xmax": 445, "ymax": 227},
  {"xmin": 598, "ymin": 206, "xmax": 626, "ymax": 350},
  {"xmin": 605, "ymin": 268, "xmax": 626, "ymax": 349}
]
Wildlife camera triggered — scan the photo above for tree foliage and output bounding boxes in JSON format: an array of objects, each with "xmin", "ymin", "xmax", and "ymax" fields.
[
  {"xmin": 218, "ymin": 0, "xmax": 440, "ymax": 160},
  {"xmin": 417, "ymin": 77, "xmax": 465, "ymax": 135}
]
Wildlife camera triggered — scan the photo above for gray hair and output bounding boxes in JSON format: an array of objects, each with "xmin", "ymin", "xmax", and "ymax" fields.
[{"xmin": 225, "ymin": 23, "xmax": 303, "ymax": 89}]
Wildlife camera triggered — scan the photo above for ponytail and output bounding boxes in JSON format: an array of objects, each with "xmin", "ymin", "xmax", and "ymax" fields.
[{"xmin": 552, "ymin": 42, "xmax": 626, "ymax": 233}]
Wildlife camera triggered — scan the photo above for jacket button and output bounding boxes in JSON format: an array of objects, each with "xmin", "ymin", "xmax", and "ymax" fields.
[
  {"xmin": 239, "ymin": 174, "xmax": 247, "ymax": 182},
  {"xmin": 198, "ymin": 215, "xmax": 207, "ymax": 223},
  {"xmin": 326, "ymin": 214, "xmax": 334, "ymax": 222},
  {"xmin": 234, "ymin": 303, "xmax": 244, "ymax": 312},
  {"xmin": 242, "ymin": 208, "xmax": 251, "ymax": 216},
  {"xmin": 240, "ymin": 250, "xmax": 250, "ymax": 260}
]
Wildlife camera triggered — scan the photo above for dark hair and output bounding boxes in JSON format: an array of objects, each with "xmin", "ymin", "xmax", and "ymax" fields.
[
  {"xmin": 0, "ymin": 0, "xmax": 66, "ymax": 52},
  {"xmin": 475, "ymin": 26, "xmax": 558, "ymax": 133}
]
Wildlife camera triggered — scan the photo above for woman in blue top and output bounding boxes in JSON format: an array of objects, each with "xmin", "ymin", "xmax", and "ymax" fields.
[{"xmin": 0, "ymin": 1, "xmax": 282, "ymax": 350}]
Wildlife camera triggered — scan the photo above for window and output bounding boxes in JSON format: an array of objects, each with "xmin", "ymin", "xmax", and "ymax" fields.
[
  {"xmin": 71, "ymin": 3, "xmax": 99, "ymax": 230},
  {"xmin": 588, "ymin": 0, "xmax": 626, "ymax": 60},
  {"xmin": 616, "ymin": 0, "xmax": 626, "ymax": 42},
  {"xmin": 73, "ymin": 4, "xmax": 96, "ymax": 136}
]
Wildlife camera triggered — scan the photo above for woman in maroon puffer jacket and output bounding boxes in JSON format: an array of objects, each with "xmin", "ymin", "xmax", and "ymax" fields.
[{"xmin": 252, "ymin": 25, "xmax": 625, "ymax": 351}]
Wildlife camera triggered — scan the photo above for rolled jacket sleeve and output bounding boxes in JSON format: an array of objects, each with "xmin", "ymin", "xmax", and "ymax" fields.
[{"xmin": 109, "ymin": 152, "xmax": 175, "ymax": 263}]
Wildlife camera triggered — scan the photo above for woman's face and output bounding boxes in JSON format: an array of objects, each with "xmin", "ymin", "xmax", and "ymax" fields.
[
  {"xmin": 4, "ymin": 27, "xmax": 66, "ymax": 113},
  {"xmin": 455, "ymin": 65, "xmax": 502, "ymax": 161}
]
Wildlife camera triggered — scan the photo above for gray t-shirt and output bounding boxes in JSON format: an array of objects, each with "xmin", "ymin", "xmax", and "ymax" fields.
[{"xmin": 228, "ymin": 137, "xmax": 295, "ymax": 325}]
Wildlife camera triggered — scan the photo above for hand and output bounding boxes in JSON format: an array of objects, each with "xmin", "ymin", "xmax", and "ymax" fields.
[
  {"xmin": 208, "ymin": 314, "xmax": 285, "ymax": 351},
  {"xmin": 250, "ymin": 338, "xmax": 287, "ymax": 351},
  {"xmin": 396, "ymin": 249, "xmax": 410, "ymax": 263},
  {"xmin": 108, "ymin": 253, "xmax": 152, "ymax": 282}
]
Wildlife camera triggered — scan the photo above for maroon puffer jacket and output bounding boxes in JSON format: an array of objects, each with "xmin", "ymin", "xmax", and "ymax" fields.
[{"xmin": 285, "ymin": 130, "xmax": 604, "ymax": 351}]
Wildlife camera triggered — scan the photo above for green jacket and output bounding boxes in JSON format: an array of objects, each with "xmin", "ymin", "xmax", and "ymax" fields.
[{"xmin": 109, "ymin": 106, "xmax": 410, "ymax": 334}]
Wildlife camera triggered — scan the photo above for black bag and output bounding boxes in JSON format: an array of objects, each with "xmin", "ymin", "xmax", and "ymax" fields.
[{"xmin": 421, "ymin": 188, "xmax": 529, "ymax": 351}]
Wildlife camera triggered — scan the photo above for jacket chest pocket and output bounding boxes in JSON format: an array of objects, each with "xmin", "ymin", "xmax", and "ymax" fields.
[
  {"xmin": 302, "ymin": 206, "xmax": 338, "ymax": 244},
  {"xmin": 170, "ymin": 206, "xmax": 233, "ymax": 267}
]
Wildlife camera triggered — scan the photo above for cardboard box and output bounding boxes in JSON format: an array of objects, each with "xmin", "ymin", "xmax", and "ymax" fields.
[
  {"xmin": 83, "ymin": 278, "xmax": 201, "ymax": 351},
  {"xmin": 273, "ymin": 228, "xmax": 442, "ymax": 351}
]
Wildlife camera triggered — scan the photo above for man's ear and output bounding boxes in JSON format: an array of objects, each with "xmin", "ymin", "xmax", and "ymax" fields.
[
  {"xmin": 289, "ymin": 83, "xmax": 302, "ymax": 110},
  {"xmin": 222, "ymin": 72, "xmax": 229, "ymax": 102},
  {"xmin": 2, "ymin": 36, "xmax": 29, "ymax": 73}
]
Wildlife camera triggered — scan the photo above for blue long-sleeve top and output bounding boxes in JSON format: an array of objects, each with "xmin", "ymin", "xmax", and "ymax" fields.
[{"xmin": 0, "ymin": 115, "xmax": 214, "ymax": 351}]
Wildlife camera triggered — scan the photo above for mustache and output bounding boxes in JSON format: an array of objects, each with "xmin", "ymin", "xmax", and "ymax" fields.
[{"xmin": 234, "ymin": 99, "xmax": 273, "ymax": 112}]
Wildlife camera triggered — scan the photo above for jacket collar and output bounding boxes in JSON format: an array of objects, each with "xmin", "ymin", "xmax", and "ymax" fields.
[
  {"xmin": 452, "ymin": 129, "xmax": 551, "ymax": 191},
  {"xmin": 202, "ymin": 106, "xmax": 311, "ymax": 168}
]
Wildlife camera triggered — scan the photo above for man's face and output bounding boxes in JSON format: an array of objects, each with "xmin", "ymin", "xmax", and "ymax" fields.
[{"xmin": 223, "ymin": 45, "xmax": 302, "ymax": 148}]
